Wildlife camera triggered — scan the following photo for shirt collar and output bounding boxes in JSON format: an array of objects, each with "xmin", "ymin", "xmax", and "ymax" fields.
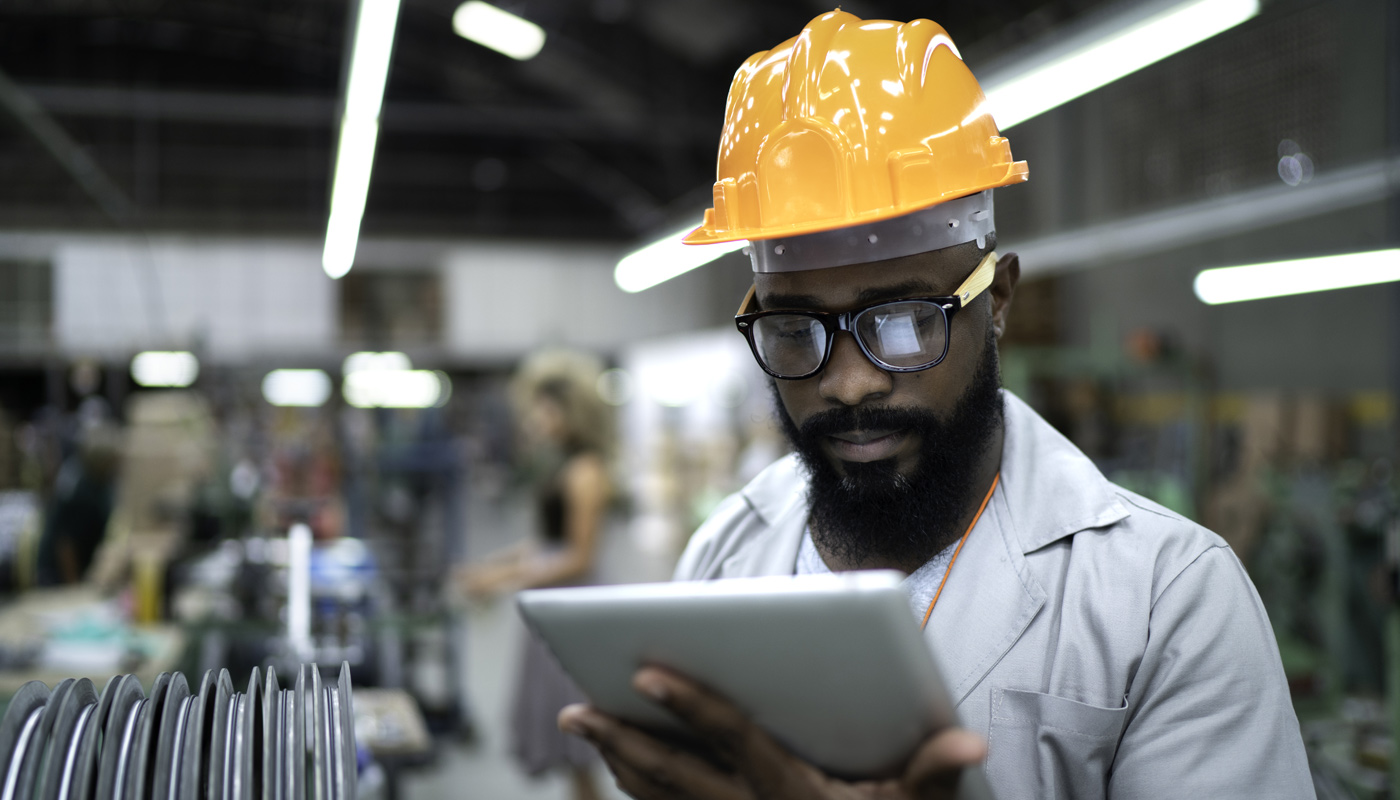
[
  {"xmin": 997, "ymin": 391, "xmax": 1129, "ymax": 554},
  {"xmin": 740, "ymin": 451, "xmax": 808, "ymax": 527}
]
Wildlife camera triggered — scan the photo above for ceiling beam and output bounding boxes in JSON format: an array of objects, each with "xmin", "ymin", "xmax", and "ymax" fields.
[
  {"xmin": 1013, "ymin": 155, "xmax": 1400, "ymax": 276},
  {"xmin": 20, "ymin": 83, "xmax": 710, "ymax": 144},
  {"xmin": 537, "ymin": 140, "xmax": 666, "ymax": 235},
  {"xmin": 0, "ymin": 70, "xmax": 135, "ymax": 223}
]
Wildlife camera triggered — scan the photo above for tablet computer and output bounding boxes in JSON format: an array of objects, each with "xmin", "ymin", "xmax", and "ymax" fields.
[{"xmin": 518, "ymin": 570, "xmax": 992, "ymax": 793}]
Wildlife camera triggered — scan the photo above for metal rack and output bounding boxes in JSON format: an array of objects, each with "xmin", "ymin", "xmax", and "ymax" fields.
[{"xmin": 0, "ymin": 662, "xmax": 356, "ymax": 800}]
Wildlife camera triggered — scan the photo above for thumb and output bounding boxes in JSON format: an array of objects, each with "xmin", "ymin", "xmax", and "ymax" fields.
[{"xmin": 902, "ymin": 727, "xmax": 986, "ymax": 798}]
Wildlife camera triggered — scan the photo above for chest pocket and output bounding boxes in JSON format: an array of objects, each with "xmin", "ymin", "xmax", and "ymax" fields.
[{"xmin": 985, "ymin": 687, "xmax": 1129, "ymax": 800}]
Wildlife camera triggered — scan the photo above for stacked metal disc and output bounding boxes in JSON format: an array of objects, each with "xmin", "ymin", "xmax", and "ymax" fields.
[{"xmin": 0, "ymin": 662, "xmax": 356, "ymax": 800}]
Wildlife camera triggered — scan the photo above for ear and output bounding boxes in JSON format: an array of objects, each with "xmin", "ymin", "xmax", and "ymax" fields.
[{"xmin": 989, "ymin": 252, "xmax": 1020, "ymax": 339}]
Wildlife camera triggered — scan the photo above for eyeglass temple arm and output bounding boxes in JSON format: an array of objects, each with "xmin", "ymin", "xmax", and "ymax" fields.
[
  {"xmin": 952, "ymin": 251, "xmax": 998, "ymax": 309},
  {"xmin": 735, "ymin": 284, "xmax": 757, "ymax": 316}
]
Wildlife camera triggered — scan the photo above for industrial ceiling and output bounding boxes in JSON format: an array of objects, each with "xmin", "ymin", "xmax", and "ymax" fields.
[{"xmin": 0, "ymin": 0, "xmax": 1105, "ymax": 242}]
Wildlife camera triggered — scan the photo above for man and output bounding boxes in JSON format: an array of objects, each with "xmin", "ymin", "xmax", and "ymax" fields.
[{"xmin": 561, "ymin": 10, "xmax": 1314, "ymax": 799}]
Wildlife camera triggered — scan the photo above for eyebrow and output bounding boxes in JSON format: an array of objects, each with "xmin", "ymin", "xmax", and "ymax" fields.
[{"xmin": 761, "ymin": 279, "xmax": 943, "ymax": 312}]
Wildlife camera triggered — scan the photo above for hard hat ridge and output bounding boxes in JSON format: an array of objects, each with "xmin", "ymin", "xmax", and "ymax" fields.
[{"xmin": 685, "ymin": 9, "xmax": 1028, "ymax": 272}]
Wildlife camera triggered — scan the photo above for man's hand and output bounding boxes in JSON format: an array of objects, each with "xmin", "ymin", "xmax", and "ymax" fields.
[{"xmin": 558, "ymin": 666, "xmax": 986, "ymax": 800}]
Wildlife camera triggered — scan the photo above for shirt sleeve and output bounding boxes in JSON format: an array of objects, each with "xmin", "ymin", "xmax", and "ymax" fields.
[{"xmin": 1108, "ymin": 545, "xmax": 1316, "ymax": 799}]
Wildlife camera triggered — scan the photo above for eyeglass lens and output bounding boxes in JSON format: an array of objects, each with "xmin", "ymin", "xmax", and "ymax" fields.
[
  {"xmin": 751, "ymin": 316, "xmax": 827, "ymax": 377},
  {"xmin": 856, "ymin": 301, "xmax": 948, "ymax": 368},
  {"xmin": 750, "ymin": 301, "xmax": 949, "ymax": 377}
]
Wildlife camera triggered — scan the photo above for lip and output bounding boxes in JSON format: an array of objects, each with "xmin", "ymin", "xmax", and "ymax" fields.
[{"xmin": 826, "ymin": 428, "xmax": 908, "ymax": 463}]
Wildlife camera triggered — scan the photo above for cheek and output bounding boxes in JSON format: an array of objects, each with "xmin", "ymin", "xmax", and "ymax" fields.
[
  {"xmin": 949, "ymin": 307, "xmax": 990, "ymax": 368},
  {"xmin": 891, "ymin": 370, "xmax": 952, "ymax": 412},
  {"xmin": 773, "ymin": 378, "xmax": 821, "ymax": 422},
  {"xmin": 899, "ymin": 321, "xmax": 986, "ymax": 405}
]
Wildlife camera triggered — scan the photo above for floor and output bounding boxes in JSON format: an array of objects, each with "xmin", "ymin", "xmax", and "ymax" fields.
[{"xmin": 396, "ymin": 479, "xmax": 677, "ymax": 800}]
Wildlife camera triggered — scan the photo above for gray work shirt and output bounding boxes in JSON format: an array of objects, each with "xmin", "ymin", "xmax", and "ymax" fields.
[{"xmin": 674, "ymin": 391, "xmax": 1314, "ymax": 799}]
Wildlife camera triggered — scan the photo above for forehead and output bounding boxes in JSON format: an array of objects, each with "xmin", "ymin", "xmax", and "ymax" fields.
[{"xmin": 754, "ymin": 244, "xmax": 976, "ymax": 311}]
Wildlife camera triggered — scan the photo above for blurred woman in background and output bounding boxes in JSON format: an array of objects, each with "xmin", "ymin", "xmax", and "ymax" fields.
[{"xmin": 458, "ymin": 350, "xmax": 612, "ymax": 800}]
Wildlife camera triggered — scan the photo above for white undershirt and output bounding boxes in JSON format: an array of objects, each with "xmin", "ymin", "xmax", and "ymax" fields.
[{"xmin": 795, "ymin": 527, "xmax": 958, "ymax": 621}]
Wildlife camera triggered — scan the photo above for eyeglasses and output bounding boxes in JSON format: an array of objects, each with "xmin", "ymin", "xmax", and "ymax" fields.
[{"xmin": 734, "ymin": 251, "xmax": 998, "ymax": 380}]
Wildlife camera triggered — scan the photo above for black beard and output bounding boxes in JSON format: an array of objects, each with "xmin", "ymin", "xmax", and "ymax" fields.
[{"xmin": 773, "ymin": 331, "xmax": 1004, "ymax": 570}]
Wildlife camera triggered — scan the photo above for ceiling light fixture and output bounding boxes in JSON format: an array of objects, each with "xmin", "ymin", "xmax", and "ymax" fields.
[
  {"xmin": 340, "ymin": 351, "xmax": 450, "ymax": 408},
  {"xmin": 322, "ymin": 0, "xmax": 403, "ymax": 279},
  {"xmin": 262, "ymin": 369, "xmax": 333, "ymax": 407},
  {"xmin": 1193, "ymin": 249, "xmax": 1400, "ymax": 305},
  {"xmin": 452, "ymin": 1, "xmax": 546, "ymax": 61},
  {"xmin": 980, "ymin": 0, "xmax": 1259, "ymax": 129},
  {"xmin": 130, "ymin": 351, "xmax": 199, "ymax": 388},
  {"xmin": 344, "ymin": 370, "xmax": 450, "ymax": 408},
  {"xmin": 343, "ymin": 351, "xmax": 412, "ymax": 374},
  {"xmin": 614, "ymin": 223, "xmax": 747, "ymax": 293}
]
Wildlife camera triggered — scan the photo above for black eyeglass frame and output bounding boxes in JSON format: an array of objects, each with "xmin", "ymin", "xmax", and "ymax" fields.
[{"xmin": 733, "ymin": 250, "xmax": 998, "ymax": 380}]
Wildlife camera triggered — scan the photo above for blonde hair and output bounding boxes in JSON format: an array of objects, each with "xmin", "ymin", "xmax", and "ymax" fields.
[{"xmin": 510, "ymin": 349, "xmax": 614, "ymax": 457}]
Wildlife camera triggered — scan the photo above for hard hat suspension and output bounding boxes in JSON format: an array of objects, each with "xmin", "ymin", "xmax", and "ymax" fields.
[{"xmin": 745, "ymin": 190, "xmax": 995, "ymax": 274}]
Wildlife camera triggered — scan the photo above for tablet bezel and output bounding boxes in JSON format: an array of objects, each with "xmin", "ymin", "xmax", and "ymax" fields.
[{"xmin": 518, "ymin": 571, "xmax": 959, "ymax": 780}]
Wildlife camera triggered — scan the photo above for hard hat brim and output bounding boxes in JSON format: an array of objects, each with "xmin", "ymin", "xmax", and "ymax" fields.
[{"xmin": 682, "ymin": 164, "xmax": 1027, "ymax": 246}]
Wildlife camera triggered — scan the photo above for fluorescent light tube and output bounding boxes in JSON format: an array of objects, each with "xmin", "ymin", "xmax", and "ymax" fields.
[
  {"xmin": 345, "ymin": 0, "xmax": 402, "ymax": 121},
  {"xmin": 343, "ymin": 350, "xmax": 412, "ymax": 374},
  {"xmin": 453, "ymin": 1, "xmax": 546, "ymax": 61},
  {"xmin": 1193, "ymin": 249, "xmax": 1400, "ymax": 305},
  {"xmin": 981, "ymin": 0, "xmax": 1259, "ymax": 129},
  {"xmin": 322, "ymin": 0, "xmax": 403, "ymax": 279},
  {"xmin": 343, "ymin": 369, "xmax": 449, "ymax": 408},
  {"xmin": 323, "ymin": 117, "xmax": 379, "ymax": 279},
  {"xmin": 615, "ymin": 225, "xmax": 748, "ymax": 293},
  {"xmin": 262, "ymin": 369, "xmax": 333, "ymax": 407},
  {"xmin": 340, "ymin": 351, "xmax": 448, "ymax": 407},
  {"xmin": 130, "ymin": 351, "xmax": 199, "ymax": 388}
]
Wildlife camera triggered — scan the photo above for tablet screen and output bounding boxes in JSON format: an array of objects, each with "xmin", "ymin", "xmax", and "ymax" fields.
[{"xmin": 518, "ymin": 571, "xmax": 959, "ymax": 780}]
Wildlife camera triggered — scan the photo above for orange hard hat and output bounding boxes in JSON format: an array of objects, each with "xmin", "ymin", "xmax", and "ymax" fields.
[{"xmin": 684, "ymin": 9, "xmax": 1027, "ymax": 252}]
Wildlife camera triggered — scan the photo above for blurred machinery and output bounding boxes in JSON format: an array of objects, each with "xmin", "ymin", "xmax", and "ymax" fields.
[
  {"xmin": 0, "ymin": 375, "xmax": 465, "ymax": 800},
  {"xmin": 359, "ymin": 406, "xmax": 473, "ymax": 741},
  {"xmin": 0, "ymin": 662, "xmax": 357, "ymax": 800},
  {"xmin": 1000, "ymin": 298, "xmax": 1400, "ymax": 797},
  {"xmin": 167, "ymin": 400, "xmax": 474, "ymax": 748}
]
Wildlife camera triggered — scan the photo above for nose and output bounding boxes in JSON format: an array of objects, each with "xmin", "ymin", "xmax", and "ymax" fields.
[{"xmin": 818, "ymin": 331, "xmax": 893, "ymax": 406}]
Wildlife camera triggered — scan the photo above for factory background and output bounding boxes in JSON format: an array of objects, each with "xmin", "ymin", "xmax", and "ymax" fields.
[{"xmin": 0, "ymin": 0, "xmax": 1396, "ymax": 796}]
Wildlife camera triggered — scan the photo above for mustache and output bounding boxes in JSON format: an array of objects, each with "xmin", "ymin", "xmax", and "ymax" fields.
[{"xmin": 796, "ymin": 405, "xmax": 940, "ymax": 443}]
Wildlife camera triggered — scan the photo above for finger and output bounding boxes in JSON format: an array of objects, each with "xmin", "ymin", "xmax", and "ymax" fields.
[
  {"xmin": 598, "ymin": 748, "xmax": 749, "ymax": 800},
  {"xmin": 633, "ymin": 667, "xmax": 824, "ymax": 795},
  {"xmin": 902, "ymin": 727, "xmax": 987, "ymax": 798},
  {"xmin": 560, "ymin": 704, "xmax": 751, "ymax": 800},
  {"xmin": 847, "ymin": 779, "xmax": 909, "ymax": 800},
  {"xmin": 632, "ymin": 668, "xmax": 776, "ymax": 765},
  {"xmin": 597, "ymin": 751, "xmax": 676, "ymax": 800},
  {"xmin": 557, "ymin": 703, "xmax": 596, "ymax": 737}
]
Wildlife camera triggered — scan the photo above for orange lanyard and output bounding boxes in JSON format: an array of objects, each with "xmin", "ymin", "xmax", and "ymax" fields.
[{"xmin": 919, "ymin": 472, "xmax": 1000, "ymax": 631}]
